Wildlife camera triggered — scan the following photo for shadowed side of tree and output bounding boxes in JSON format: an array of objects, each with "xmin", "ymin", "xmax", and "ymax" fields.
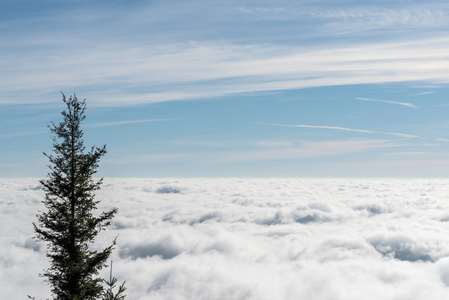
[{"xmin": 32, "ymin": 93, "xmax": 124, "ymax": 299}]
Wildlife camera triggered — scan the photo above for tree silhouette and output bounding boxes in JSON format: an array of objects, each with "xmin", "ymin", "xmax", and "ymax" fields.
[{"xmin": 33, "ymin": 93, "xmax": 120, "ymax": 299}]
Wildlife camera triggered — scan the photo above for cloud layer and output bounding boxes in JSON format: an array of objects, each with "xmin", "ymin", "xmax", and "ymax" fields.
[
  {"xmin": 4, "ymin": 178, "xmax": 449, "ymax": 299},
  {"xmin": 5, "ymin": 37, "xmax": 449, "ymax": 106},
  {"xmin": 4, "ymin": 1, "xmax": 449, "ymax": 106}
]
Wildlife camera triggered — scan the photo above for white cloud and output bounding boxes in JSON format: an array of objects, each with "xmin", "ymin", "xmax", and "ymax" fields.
[
  {"xmin": 411, "ymin": 91, "xmax": 434, "ymax": 96},
  {"xmin": 0, "ymin": 130, "xmax": 47, "ymax": 139},
  {"xmin": 4, "ymin": 178, "xmax": 449, "ymax": 299},
  {"xmin": 317, "ymin": 6, "xmax": 447, "ymax": 35},
  {"xmin": 5, "ymin": 33, "xmax": 449, "ymax": 106},
  {"xmin": 384, "ymin": 152, "xmax": 432, "ymax": 156},
  {"xmin": 214, "ymin": 139, "xmax": 393, "ymax": 163},
  {"xmin": 356, "ymin": 97, "xmax": 418, "ymax": 108},
  {"xmin": 4, "ymin": 2, "xmax": 449, "ymax": 106},
  {"xmin": 235, "ymin": 5, "xmax": 447, "ymax": 30},
  {"xmin": 102, "ymin": 139, "xmax": 393, "ymax": 166},
  {"xmin": 266, "ymin": 123, "xmax": 420, "ymax": 138}
]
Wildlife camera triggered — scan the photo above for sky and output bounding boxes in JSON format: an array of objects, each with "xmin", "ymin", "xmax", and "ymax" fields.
[{"xmin": 3, "ymin": 0, "xmax": 449, "ymax": 177}]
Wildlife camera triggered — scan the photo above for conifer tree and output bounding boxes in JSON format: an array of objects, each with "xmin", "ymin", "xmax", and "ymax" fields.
[
  {"xmin": 33, "ymin": 93, "xmax": 118, "ymax": 299},
  {"xmin": 102, "ymin": 261, "xmax": 127, "ymax": 300}
]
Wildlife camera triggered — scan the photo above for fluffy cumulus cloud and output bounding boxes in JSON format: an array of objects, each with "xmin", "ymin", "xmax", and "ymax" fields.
[{"xmin": 3, "ymin": 178, "xmax": 449, "ymax": 299}]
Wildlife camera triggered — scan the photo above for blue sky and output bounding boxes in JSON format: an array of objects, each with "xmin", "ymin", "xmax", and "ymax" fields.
[{"xmin": 3, "ymin": 0, "xmax": 449, "ymax": 177}]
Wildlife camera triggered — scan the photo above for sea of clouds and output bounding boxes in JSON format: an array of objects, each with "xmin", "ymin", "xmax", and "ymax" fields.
[{"xmin": 3, "ymin": 178, "xmax": 449, "ymax": 299}]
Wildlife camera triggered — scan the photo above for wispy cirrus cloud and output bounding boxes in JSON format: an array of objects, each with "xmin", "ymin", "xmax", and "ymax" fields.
[
  {"xmin": 235, "ymin": 5, "xmax": 447, "ymax": 31},
  {"xmin": 265, "ymin": 123, "xmax": 419, "ymax": 138},
  {"xmin": 410, "ymin": 91, "xmax": 434, "ymax": 96},
  {"xmin": 216, "ymin": 139, "xmax": 393, "ymax": 163},
  {"xmin": 0, "ymin": 130, "xmax": 46, "ymax": 139},
  {"xmin": 384, "ymin": 152, "xmax": 432, "ymax": 156},
  {"xmin": 356, "ymin": 97, "xmax": 417, "ymax": 108},
  {"xmin": 105, "ymin": 139, "xmax": 394, "ymax": 165},
  {"xmin": 4, "ymin": 1, "xmax": 449, "ymax": 107}
]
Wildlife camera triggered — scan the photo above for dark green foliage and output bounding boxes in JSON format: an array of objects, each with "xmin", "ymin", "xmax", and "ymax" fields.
[
  {"xmin": 101, "ymin": 261, "xmax": 127, "ymax": 300},
  {"xmin": 33, "ymin": 93, "xmax": 118, "ymax": 300}
]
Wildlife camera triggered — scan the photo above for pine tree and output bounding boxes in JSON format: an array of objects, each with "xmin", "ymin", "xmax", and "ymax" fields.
[
  {"xmin": 33, "ymin": 93, "xmax": 118, "ymax": 300},
  {"xmin": 102, "ymin": 261, "xmax": 127, "ymax": 300}
]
